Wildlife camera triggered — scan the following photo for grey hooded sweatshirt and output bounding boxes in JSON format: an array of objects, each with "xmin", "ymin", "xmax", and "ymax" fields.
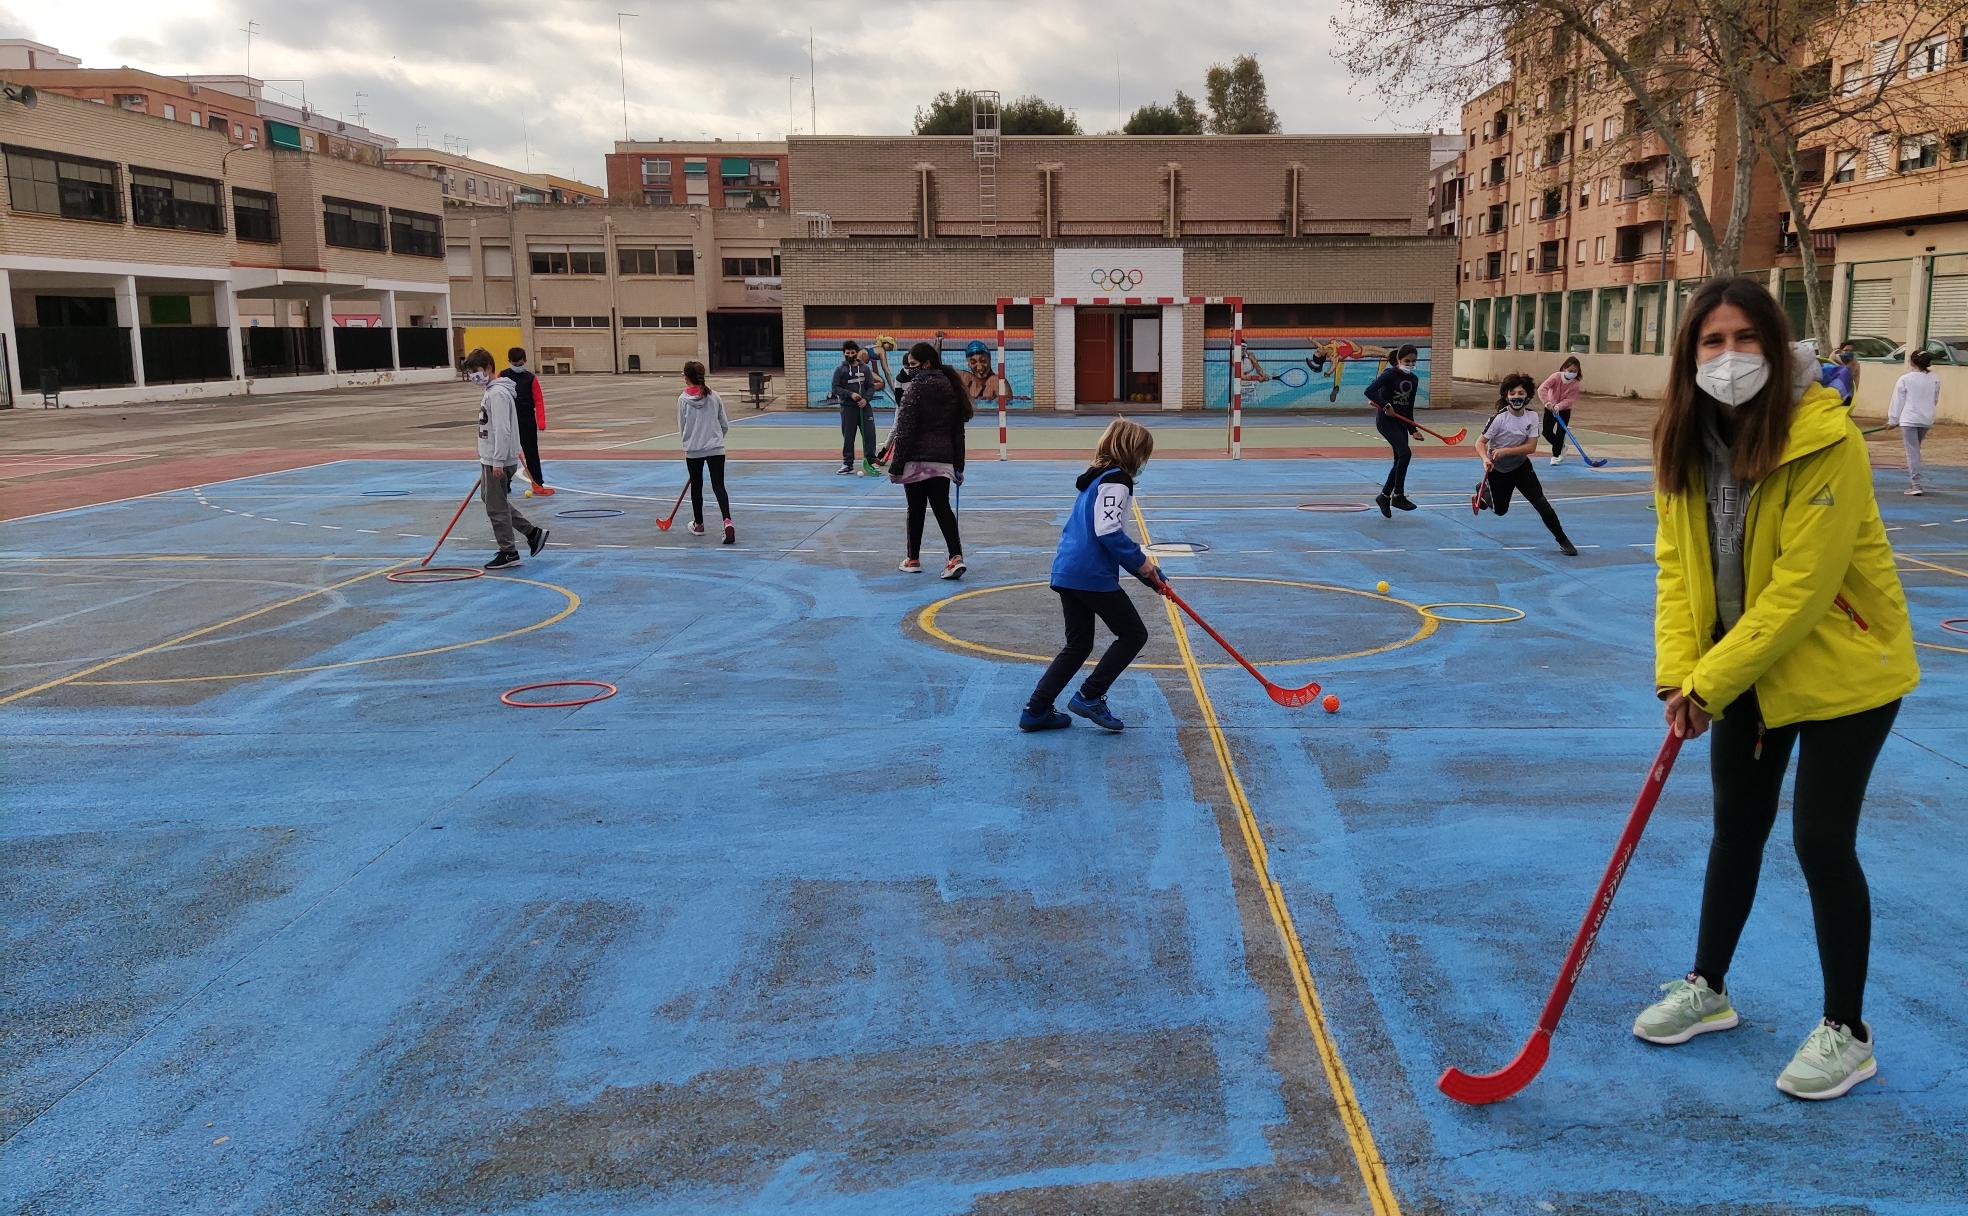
[{"xmin": 677, "ymin": 386, "xmax": 730, "ymax": 458}]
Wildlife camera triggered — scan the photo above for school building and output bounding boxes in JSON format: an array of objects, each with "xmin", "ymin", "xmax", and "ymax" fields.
[
  {"xmin": 0, "ymin": 85, "xmax": 452, "ymax": 406},
  {"xmin": 1447, "ymin": 19, "xmax": 1968, "ymax": 421},
  {"xmin": 777, "ymin": 131, "xmax": 1456, "ymax": 412}
]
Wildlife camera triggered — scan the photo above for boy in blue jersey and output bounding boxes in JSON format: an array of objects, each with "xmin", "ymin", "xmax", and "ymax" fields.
[{"xmin": 1020, "ymin": 419, "xmax": 1167, "ymax": 733}]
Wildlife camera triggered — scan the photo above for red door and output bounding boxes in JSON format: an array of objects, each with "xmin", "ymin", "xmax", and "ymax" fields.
[{"xmin": 1075, "ymin": 311, "xmax": 1116, "ymax": 404}]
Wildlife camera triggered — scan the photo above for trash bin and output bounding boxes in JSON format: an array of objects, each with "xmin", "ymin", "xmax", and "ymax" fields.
[{"xmin": 627, "ymin": 354, "xmax": 641, "ymax": 372}]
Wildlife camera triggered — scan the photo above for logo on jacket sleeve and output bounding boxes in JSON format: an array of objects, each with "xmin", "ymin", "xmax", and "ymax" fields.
[
  {"xmin": 1808, "ymin": 485, "xmax": 1835, "ymax": 507},
  {"xmin": 1095, "ymin": 485, "xmax": 1130, "ymax": 535}
]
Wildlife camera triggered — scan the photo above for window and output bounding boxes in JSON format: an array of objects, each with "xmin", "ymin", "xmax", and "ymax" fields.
[
  {"xmin": 1908, "ymin": 36, "xmax": 1947, "ymax": 77},
  {"xmin": 1603, "ymin": 117, "xmax": 1615, "ymax": 141},
  {"xmin": 466, "ymin": 178, "xmax": 477, "ymax": 195},
  {"xmin": 533, "ymin": 316, "xmax": 611, "ymax": 329},
  {"xmin": 1576, "ymin": 238, "xmax": 1587, "ymax": 263},
  {"xmin": 1599, "ymin": 177, "xmax": 1610, "ymax": 202},
  {"xmin": 190, "ymin": 110, "xmax": 201, "ymax": 126},
  {"xmin": 1899, "ymin": 134, "xmax": 1939, "ymax": 172},
  {"xmin": 246, "ymin": 127, "xmax": 257, "ymax": 144},
  {"xmin": 322, "ymin": 197, "xmax": 385, "ymax": 250},
  {"xmin": 1595, "ymin": 235, "xmax": 1607, "ymax": 262},
  {"xmin": 722, "ymin": 254, "xmax": 782, "ymax": 277},
  {"xmin": 1865, "ymin": 131, "xmax": 1892, "ymax": 178},
  {"xmin": 1515, "ymin": 152, "xmax": 1526, "ymax": 173},
  {"xmin": 1951, "ymin": 132, "xmax": 1968, "ymax": 162},
  {"xmin": 1456, "ymin": 300, "xmax": 1470, "ymax": 346},
  {"xmin": 130, "ymin": 168, "xmax": 223, "ymax": 233},
  {"xmin": 641, "ymin": 157, "xmax": 673, "ymax": 185},
  {"xmin": 1473, "ymin": 298, "xmax": 1491, "ymax": 348},
  {"xmin": 1513, "ymin": 203, "xmax": 1522, "ymax": 224},
  {"xmin": 484, "ymin": 245, "xmax": 513, "ymax": 277},
  {"xmin": 528, "ymin": 244, "xmax": 604, "ymax": 274},
  {"xmin": 163, "ymin": 103, "xmax": 176, "ymax": 121},
  {"xmin": 1683, "ymin": 226, "xmax": 1696, "ymax": 252},
  {"xmin": 303, "ymin": 134, "xmax": 315, "ymax": 151},
  {"xmin": 570, "ymin": 248, "xmax": 605, "ymax": 274},
  {"xmin": 3, "ymin": 146, "xmax": 121, "ymax": 222},
  {"xmin": 621, "ymin": 315, "xmax": 697, "ymax": 328},
  {"xmin": 389, "ymin": 208, "xmax": 443, "ymax": 257},
  {"xmin": 232, "ymin": 188, "xmax": 279, "ymax": 243},
  {"xmin": 1596, "ymin": 286, "xmax": 1628, "ymax": 353},
  {"xmin": 1540, "ymin": 291, "xmax": 1561, "ymax": 350},
  {"xmin": 1462, "ymin": 260, "xmax": 1471, "ymax": 280},
  {"xmin": 207, "ymin": 113, "xmax": 226, "ymax": 132},
  {"xmin": 446, "ymin": 244, "xmax": 474, "ymax": 276},
  {"xmin": 530, "ymin": 248, "xmax": 568, "ymax": 275},
  {"xmin": 1511, "ymin": 252, "xmax": 1520, "ymax": 273},
  {"xmin": 1834, "ymin": 150, "xmax": 1858, "ymax": 182},
  {"xmin": 618, "ymin": 247, "xmax": 693, "ymax": 275},
  {"xmin": 232, "ymin": 122, "xmax": 244, "ymax": 139}
]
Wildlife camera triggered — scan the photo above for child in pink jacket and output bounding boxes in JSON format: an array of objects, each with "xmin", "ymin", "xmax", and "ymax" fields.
[{"xmin": 1537, "ymin": 356, "xmax": 1584, "ymax": 465}]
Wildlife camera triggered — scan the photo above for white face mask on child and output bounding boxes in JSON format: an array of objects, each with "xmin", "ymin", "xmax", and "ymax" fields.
[
  {"xmin": 1561, "ymin": 370, "xmax": 1578, "ymax": 382},
  {"xmin": 468, "ymin": 370, "xmax": 490, "ymax": 385}
]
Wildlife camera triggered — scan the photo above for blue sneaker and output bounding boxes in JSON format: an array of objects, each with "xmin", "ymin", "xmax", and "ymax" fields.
[
  {"xmin": 1068, "ymin": 692, "xmax": 1124, "ymax": 732},
  {"xmin": 1018, "ymin": 706, "xmax": 1071, "ymax": 732}
]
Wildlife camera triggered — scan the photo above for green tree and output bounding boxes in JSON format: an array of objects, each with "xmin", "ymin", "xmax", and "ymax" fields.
[
  {"xmin": 1123, "ymin": 91, "xmax": 1206, "ymax": 134},
  {"xmin": 1204, "ymin": 55, "xmax": 1281, "ymax": 133},
  {"xmin": 914, "ymin": 90, "xmax": 1082, "ymax": 136}
]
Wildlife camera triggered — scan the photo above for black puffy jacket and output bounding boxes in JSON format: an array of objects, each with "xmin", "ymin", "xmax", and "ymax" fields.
[{"xmin": 887, "ymin": 368, "xmax": 971, "ymax": 471}]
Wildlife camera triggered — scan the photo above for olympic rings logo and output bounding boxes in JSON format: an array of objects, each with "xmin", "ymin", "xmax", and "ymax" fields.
[{"xmin": 1089, "ymin": 267, "xmax": 1144, "ymax": 290}]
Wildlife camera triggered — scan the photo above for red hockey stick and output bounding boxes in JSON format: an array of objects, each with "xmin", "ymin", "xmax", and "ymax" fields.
[
  {"xmin": 419, "ymin": 477, "xmax": 483, "ymax": 567},
  {"xmin": 1161, "ymin": 582, "xmax": 1322, "ymax": 708},
  {"xmin": 654, "ymin": 481, "xmax": 689, "ymax": 532},
  {"xmin": 1379, "ymin": 406, "xmax": 1468, "ymax": 446},
  {"xmin": 1438, "ymin": 729, "xmax": 1684, "ymax": 1104}
]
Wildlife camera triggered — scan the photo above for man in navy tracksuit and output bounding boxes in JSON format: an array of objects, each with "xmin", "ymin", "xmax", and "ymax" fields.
[{"xmin": 1020, "ymin": 419, "xmax": 1164, "ymax": 733}]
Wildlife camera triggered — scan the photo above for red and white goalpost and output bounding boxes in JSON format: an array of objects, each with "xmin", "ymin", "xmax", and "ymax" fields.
[{"xmin": 996, "ymin": 295, "xmax": 1246, "ymax": 461}]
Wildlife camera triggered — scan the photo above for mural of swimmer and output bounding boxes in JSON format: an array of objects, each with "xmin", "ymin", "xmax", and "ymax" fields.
[
  {"xmin": 1306, "ymin": 338, "xmax": 1396, "ymax": 402},
  {"xmin": 960, "ymin": 339, "xmax": 1006, "ymax": 404}
]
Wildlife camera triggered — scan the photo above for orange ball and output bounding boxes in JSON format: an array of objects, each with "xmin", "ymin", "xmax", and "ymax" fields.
[{"xmin": 1321, "ymin": 693, "xmax": 1340, "ymax": 713}]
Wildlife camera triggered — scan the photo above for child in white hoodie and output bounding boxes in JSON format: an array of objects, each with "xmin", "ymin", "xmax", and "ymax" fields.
[
  {"xmin": 677, "ymin": 361, "xmax": 734, "ymax": 543},
  {"xmin": 1886, "ymin": 349, "xmax": 1940, "ymax": 496}
]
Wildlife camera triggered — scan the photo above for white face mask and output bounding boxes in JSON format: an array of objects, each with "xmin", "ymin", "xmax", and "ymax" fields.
[
  {"xmin": 468, "ymin": 370, "xmax": 490, "ymax": 385},
  {"xmin": 1561, "ymin": 370, "xmax": 1578, "ymax": 382},
  {"xmin": 1506, "ymin": 396, "xmax": 1529, "ymax": 410},
  {"xmin": 1399, "ymin": 361, "xmax": 1417, "ymax": 373},
  {"xmin": 1695, "ymin": 351, "xmax": 1769, "ymax": 407}
]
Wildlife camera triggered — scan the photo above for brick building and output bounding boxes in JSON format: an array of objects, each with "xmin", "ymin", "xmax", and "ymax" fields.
[
  {"xmin": 779, "ymin": 134, "xmax": 1454, "ymax": 411},
  {"xmin": 385, "ymin": 149, "xmax": 603, "ymax": 209},
  {"xmin": 1449, "ymin": 17, "xmax": 1968, "ymax": 420},
  {"xmin": 0, "ymin": 87, "xmax": 452, "ymax": 405},
  {"xmin": 604, "ymin": 140, "xmax": 789, "ymax": 210}
]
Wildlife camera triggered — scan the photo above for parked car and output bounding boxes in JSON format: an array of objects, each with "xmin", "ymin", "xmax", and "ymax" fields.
[
  {"xmin": 1889, "ymin": 336, "xmax": 1968, "ymax": 366},
  {"xmin": 1841, "ymin": 335, "xmax": 1899, "ymax": 359}
]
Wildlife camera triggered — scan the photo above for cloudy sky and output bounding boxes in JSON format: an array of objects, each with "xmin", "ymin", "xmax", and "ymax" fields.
[{"xmin": 3, "ymin": 0, "xmax": 1449, "ymax": 185}]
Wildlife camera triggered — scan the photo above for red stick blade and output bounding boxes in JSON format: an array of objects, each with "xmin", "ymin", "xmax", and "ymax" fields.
[
  {"xmin": 1437, "ymin": 1030, "xmax": 1551, "ymax": 1105},
  {"xmin": 656, "ymin": 519, "xmax": 673, "ymax": 531},
  {"xmin": 1443, "ymin": 427, "xmax": 1468, "ymax": 445},
  {"xmin": 1268, "ymin": 683, "xmax": 1321, "ymax": 708}
]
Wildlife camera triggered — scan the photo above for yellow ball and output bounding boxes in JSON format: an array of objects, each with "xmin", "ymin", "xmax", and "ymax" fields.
[{"xmin": 1375, "ymin": 580, "xmax": 1390, "ymax": 594}]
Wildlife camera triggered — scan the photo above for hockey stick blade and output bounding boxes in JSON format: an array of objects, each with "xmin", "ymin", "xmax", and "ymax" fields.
[
  {"xmin": 1378, "ymin": 406, "xmax": 1465, "ymax": 446},
  {"xmin": 1436, "ymin": 730, "xmax": 1682, "ymax": 1104},
  {"xmin": 1550, "ymin": 412, "xmax": 1610, "ymax": 467},
  {"xmin": 1164, "ymin": 584, "xmax": 1321, "ymax": 707},
  {"xmin": 655, "ymin": 481, "xmax": 688, "ymax": 531}
]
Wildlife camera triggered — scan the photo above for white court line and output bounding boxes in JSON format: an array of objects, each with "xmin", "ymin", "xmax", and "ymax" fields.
[{"xmin": 2, "ymin": 457, "xmax": 355, "ymax": 525}]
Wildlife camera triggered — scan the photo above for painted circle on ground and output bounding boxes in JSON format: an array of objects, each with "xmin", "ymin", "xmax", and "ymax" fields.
[
  {"xmin": 1146, "ymin": 540, "xmax": 1211, "ymax": 556},
  {"xmin": 1942, "ymin": 617, "xmax": 1968, "ymax": 636},
  {"xmin": 557, "ymin": 508, "xmax": 626, "ymax": 519},
  {"xmin": 917, "ymin": 576, "xmax": 1437, "ymax": 670},
  {"xmin": 1417, "ymin": 602, "xmax": 1526, "ymax": 624},
  {"xmin": 501, "ymin": 679, "xmax": 617, "ymax": 708},
  {"xmin": 73, "ymin": 575, "xmax": 580, "ymax": 685},
  {"xmin": 362, "ymin": 489, "xmax": 411, "ymax": 496},
  {"xmin": 1298, "ymin": 503, "xmax": 1371, "ymax": 513},
  {"xmin": 386, "ymin": 566, "xmax": 486, "ymax": 584}
]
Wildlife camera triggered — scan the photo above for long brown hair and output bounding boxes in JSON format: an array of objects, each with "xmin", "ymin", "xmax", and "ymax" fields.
[{"xmin": 1653, "ymin": 276, "xmax": 1798, "ymax": 496}]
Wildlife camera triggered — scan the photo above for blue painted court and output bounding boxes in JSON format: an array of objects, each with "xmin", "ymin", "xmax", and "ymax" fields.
[{"xmin": 4, "ymin": 415, "xmax": 1965, "ymax": 1214}]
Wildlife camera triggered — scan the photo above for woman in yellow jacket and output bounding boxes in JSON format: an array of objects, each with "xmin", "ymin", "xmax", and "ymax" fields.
[{"xmin": 1633, "ymin": 277, "xmax": 1918, "ymax": 1101}]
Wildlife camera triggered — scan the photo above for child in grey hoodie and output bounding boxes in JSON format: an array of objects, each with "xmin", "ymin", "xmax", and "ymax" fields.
[{"xmin": 677, "ymin": 360, "xmax": 734, "ymax": 544}]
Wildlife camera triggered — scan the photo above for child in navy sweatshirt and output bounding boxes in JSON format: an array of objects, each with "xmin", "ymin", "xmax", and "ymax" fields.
[{"xmin": 1020, "ymin": 419, "xmax": 1166, "ymax": 733}]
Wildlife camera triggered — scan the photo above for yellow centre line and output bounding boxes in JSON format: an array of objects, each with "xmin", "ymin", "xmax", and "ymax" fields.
[
  {"xmin": 0, "ymin": 562, "xmax": 404, "ymax": 706},
  {"xmin": 1132, "ymin": 499, "xmax": 1402, "ymax": 1216}
]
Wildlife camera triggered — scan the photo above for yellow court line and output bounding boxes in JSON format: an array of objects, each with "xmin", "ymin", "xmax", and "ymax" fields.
[
  {"xmin": 73, "ymin": 576, "xmax": 580, "ymax": 685},
  {"xmin": 1132, "ymin": 500, "xmax": 1403, "ymax": 1216},
  {"xmin": 1898, "ymin": 555, "xmax": 1968, "ymax": 655},
  {"xmin": 0, "ymin": 563, "xmax": 403, "ymax": 706}
]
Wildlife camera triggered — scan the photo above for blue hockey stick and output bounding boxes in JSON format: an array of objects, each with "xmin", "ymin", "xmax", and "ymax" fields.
[{"xmin": 1547, "ymin": 410, "xmax": 1608, "ymax": 467}]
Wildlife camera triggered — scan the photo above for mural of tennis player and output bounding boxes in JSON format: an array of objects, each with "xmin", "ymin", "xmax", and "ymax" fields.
[
  {"xmin": 959, "ymin": 339, "xmax": 1005, "ymax": 404},
  {"xmin": 1307, "ymin": 337, "xmax": 1396, "ymax": 402}
]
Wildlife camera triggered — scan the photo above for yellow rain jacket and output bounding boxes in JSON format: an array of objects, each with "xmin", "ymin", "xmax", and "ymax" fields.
[{"xmin": 1655, "ymin": 383, "xmax": 1919, "ymax": 727}]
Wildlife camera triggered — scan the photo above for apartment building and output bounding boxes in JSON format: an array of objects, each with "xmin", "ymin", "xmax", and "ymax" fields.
[
  {"xmin": 1449, "ymin": 19, "xmax": 1968, "ymax": 420},
  {"xmin": 779, "ymin": 134, "xmax": 1454, "ymax": 411},
  {"xmin": 443, "ymin": 201, "xmax": 792, "ymax": 375},
  {"xmin": 186, "ymin": 76, "xmax": 397, "ymax": 166},
  {"xmin": 0, "ymin": 87, "xmax": 452, "ymax": 406},
  {"xmin": 604, "ymin": 140, "xmax": 790, "ymax": 210},
  {"xmin": 0, "ymin": 39, "xmax": 80, "ymax": 70},
  {"xmin": 385, "ymin": 149, "xmax": 602, "ymax": 209},
  {"xmin": 1, "ymin": 64, "xmax": 272, "ymax": 147}
]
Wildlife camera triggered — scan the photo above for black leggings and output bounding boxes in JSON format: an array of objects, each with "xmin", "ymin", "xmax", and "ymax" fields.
[
  {"xmin": 1376, "ymin": 413, "xmax": 1412, "ymax": 496},
  {"xmin": 1027, "ymin": 587, "xmax": 1150, "ymax": 709},
  {"xmin": 686, "ymin": 455, "xmax": 729, "ymax": 525},
  {"xmin": 517, "ymin": 412, "xmax": 546, "ymax": 485},
  {"xmin": 904, "ymin": 477, "xmax": 961, "ymax": 560},
  {"xmin": 1694, "ymin": 693, "xmax": 1901, "ymax": 1028},
  {"xmin": 1541, "ymin": 407, "xmax": 1572, "ymax": 458},
  {"xmin": 1485, "ymin": 462, "xmax": 1569, "ymax": 542}
]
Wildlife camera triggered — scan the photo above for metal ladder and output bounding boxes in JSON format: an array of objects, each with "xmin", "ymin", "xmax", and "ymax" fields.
[{"xmin": 971, "ymin": 90, "xmax": 1001, "ymax": 238}]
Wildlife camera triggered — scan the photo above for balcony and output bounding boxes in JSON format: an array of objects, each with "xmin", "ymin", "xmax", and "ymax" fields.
[
  {"xmin": 1611, "ymin": 184, "xmax": 1668, "ymax": 224},
  {"xmin": 1605, "ymin": 252, "xmax": 1676, "ymax": 283},
  {"xmin": 1777, "ymin": 231, "xmax": 1838, "ymax": 257},
  {"xmin": 1531, "ymin": 207, "xmax": 1571, "ymax": 239}
]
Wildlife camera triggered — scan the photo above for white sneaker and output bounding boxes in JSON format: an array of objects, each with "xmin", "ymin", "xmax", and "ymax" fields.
[
  {"xmin": 1551, "ymin": 453, "xmax": 1564, "ymax": 466},
  {"xmin": 1776, "ymin": 1019, "xmax": 1876, "ymax": 1100},
  {"xmin": 1903, "ymin": 487, "xmax": 1923, "ymax": 496},
  {"xmin": 835, "ymin": 464, "xmax": 855, "ymax": 476}
]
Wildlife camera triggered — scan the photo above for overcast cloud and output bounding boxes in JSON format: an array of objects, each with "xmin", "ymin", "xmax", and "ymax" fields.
[{"xmin": 4, "ymin": 0, "xmax": 1450, "ymax": 185}]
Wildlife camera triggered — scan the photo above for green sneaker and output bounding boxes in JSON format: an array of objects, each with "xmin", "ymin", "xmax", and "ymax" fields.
[
  {"xmin": 1632, "ymin": 974, "xmax": 1740, "ymax": 1044},
  {"xmin": 1776, "ymin": 1019, "xmax": 1876, "ymax": 1100},
  {"xmin": 862, "ymin": 460, "xmax": 884, "ymax": 477}
]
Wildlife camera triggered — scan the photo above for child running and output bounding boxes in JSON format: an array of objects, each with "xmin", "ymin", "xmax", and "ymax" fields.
[
  {"xmin": 677, "ymin": 360, "xmax": 734, "ymax": 544},
  {"xmin": 1019, "ymin": 419, "xmax": 1167, "ymax": 734},
  {"xmin": 1476, "ymin": 373, "xmax": 1578, "ymax": 556},
  {"xmin": 463, "ymin": 347, "xmax": 548, "ymax": 569},
  {"xmin": 1364, "ymin": 343, "xmax": 1422, "ymax": 517},
  {"xmin": 1886, "ymin": 349, "xmax": 1939, "ymax": 496}
]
